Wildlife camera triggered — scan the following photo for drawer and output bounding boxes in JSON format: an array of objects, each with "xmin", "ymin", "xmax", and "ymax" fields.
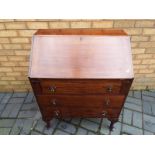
[
  {"xmin": 42, "ymin": 106, "xmax": 120, "ymax": 118},
  {"xmin": 40, "ymin": 79, "xmax": 122, "ymax": 95},
  {"xmin": 36, "ymin": 95, "xmax": 125, "ymax": 108}
]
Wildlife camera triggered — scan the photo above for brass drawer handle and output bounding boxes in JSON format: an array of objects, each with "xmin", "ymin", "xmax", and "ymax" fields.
[
  {"xmin": 54, "ymin": 110, "xmax": 60, "ymax": 117},
  {"xmin": 105, "ymin": 99, "xmax": 110, "ymax": 106},
  {"xmin": 107, "ymin": 86, "xmax": 112, "ymax": 93},
  {"xmin": 49, "ymin": 86, "xmax": 56, "ymax": 93},
  {"xmin": 102, "ymin": 111, "xmax": 107, "ymax": 116},
  {"xmin": 51, "ymin": 99, "xmax": 57, "ymax": 106}
]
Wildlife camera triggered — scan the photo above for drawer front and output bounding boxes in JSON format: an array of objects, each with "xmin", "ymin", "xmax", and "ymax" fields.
[
  {"xmin": 36, "ymin": 95, "xmax": 125, "ymax": 108},
  {"xmin": 42, "ymin": 106, "xmax": 120, "ymax": 118},
  {"xmin": 40, "ymin": 79, "xmax": 122, "ymax": 95}
]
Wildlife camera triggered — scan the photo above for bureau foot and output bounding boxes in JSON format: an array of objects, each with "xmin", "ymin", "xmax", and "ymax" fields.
[
  {"xmin": 46, "ymin": 121, "xmax": 51, "ymax": 129},
  {"xmin": 42, "ymin": 117, "xmax": 51, "ymax": 129},
  {"xmin": 109, "ymin": 119, "xmax": 118, "ymax": 131}
]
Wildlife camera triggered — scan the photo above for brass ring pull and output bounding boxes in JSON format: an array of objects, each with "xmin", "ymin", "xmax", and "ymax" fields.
[
  {"xmin": 54, "ymin": 110, "xmax": 60, "ymax": 117},
  {"xmin": 49, "ymin": 86, "xmax": 56, "ymax": 93},
  {"xmin": 51, "ymin": 99, "xmax": 57, "ymax": 106},
  {"xmin": 102, "ymin": 111, "xmax": 107, "ymax": 116},
  {"xmin": 107, "ymin": 86, "xmax": 112, "ymax": 93}
]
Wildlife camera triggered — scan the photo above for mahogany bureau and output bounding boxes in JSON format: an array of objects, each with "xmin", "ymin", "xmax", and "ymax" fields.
[{"xmin": 28, "ymin": 29, "xmax": 134, "ymax": 131}]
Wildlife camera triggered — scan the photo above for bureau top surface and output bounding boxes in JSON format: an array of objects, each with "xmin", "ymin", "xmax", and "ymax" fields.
[{"xmin": 29, "ymin": 29, "xmax": 134, "ymax": 79}]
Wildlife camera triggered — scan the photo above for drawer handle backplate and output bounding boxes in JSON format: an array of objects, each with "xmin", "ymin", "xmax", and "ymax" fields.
[
  {"xmin": 107, "ymin": 86, "xmax": 112, "ymax": 93},
  {"xmin": 49, "ymin": 86, "xmax": 56, "ymax": 93},
  {"xmin": 51, "ymin": 99, "xmax": 57, "ymax": 106},
  {"xmin": 54, "ymin": 110, "xmax": 60, "ymax": 117},
  {"xmin": 102, "ymin": 111, "xmax": 107, "ymax": 116}
]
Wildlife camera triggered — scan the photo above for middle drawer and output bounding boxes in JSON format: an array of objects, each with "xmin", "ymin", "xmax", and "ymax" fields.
[{"xmin": 36, "ymin": 95, "xmax": 125, "ymax": 109}]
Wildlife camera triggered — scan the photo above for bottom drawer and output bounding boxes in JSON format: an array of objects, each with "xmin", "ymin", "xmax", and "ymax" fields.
[{"xmin": 42, "ymin": 106, "xmax": 120, "ymax": 118}]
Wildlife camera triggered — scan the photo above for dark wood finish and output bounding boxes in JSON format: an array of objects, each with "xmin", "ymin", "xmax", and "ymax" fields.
[
  {"xmin": 36, "ymin": 95, "xmax": 125, "ymax": 108},
  {"xmin": 35, "ymin": 29, "xmax": 128, "ymax": 35},
  {"xmin": 42, "ymin": 106, "xmax": 120, "ymax": 118},
  {"xmin": 40, "ymin": 79, "xmax": 122, "ymax": 95},
  {"xmin": 29, "ymin": 29, "xmax": 134, "ymax": 131}
]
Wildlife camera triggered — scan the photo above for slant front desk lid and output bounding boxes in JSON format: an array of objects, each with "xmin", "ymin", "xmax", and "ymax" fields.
[{"xmin": 29, "ymin": 29, "xmax": 134, "ymax": 79}]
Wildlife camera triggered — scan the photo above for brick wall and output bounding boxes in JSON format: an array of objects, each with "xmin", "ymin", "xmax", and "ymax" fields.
[{"xmin": 0, "ymin": 19, "xmax": 155, "ymax": 92}]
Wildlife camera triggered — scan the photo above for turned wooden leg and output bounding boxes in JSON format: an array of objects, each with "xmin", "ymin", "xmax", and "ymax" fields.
[
  {"xmin": 42, "ymin": 116, "xmax": 51, "ymax": 129},
  {"xmin": 109, "ymin": 119, "xmax": 118, "ymax": 131},
  {"xmin": 46, "ymin": 121, "xmax": 51, "ymax": 129},
  {"xmin": 109, "ymin": 121, "xmax": 115, "ymax": 131}
]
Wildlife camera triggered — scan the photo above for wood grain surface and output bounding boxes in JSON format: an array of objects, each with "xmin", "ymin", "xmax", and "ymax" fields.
[
  {"xmin": 35, "ymin": 29, "xmax": 127, "ymax": 35},
  {"xmin": 36, "ymin": 94, "xmax": 125, "ymax": 108},
  {"xmin": 29, "ymin": 29, "xmax": 133, "ymax": 79}
]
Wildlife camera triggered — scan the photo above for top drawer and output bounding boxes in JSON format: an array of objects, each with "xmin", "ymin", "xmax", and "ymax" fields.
[{"xmin": 31, "ymin": 79, "xmax": 123, "ymax": 95}]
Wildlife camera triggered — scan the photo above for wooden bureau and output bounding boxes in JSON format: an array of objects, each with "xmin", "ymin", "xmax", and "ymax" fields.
[{"xmin": 29, "ymin": 29, "xmax": 134, "ymax": 131}]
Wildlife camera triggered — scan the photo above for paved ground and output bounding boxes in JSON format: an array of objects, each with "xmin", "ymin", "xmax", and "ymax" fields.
[{"xmin": 0, "ymin": 90, "xmax": 155, "ymax": 135}]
